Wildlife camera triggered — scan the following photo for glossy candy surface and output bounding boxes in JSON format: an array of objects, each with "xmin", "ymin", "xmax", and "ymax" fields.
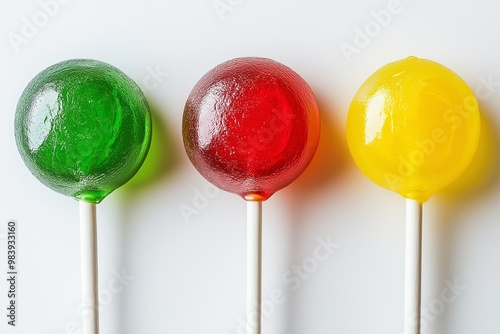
[
  {"xmin": 15, "ymin": 59, "xmax": 152, "ymax": 203},
  {"xmin": 183, "ymin": 57, "xmax": 320, "ymax": 201},
  {"xmin": 347, "ymin": 56, "xmax": 480, "ymax": 203}
]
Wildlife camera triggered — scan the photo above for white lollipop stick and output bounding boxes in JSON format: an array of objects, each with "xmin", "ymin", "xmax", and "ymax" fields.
[
  {"xmin": 79, "ymin": 200, "xmax": 100, "ymax": 334},
  {"xmin": 404, "ymin": 199, "xmax": 422, "ymax": 334},
  {"xmin": 247, "ymin": 201, "xmax": 262, "ymax": 334}
]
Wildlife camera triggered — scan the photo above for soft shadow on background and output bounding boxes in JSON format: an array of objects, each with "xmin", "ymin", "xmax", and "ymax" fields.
[
  {"xmin": 119, "ymin": 105, "xmax": 180, "ymax": 197},
  {"xmin": 115, "ymin": 105, "xmax": 180, "ymax": 334},
  {"xmin": 433, "ymin": 104, "xmax": 499, "ymax": 333},
  {"xmin": 282, "ymin": 99, "xmax": 352, "ymax": 334},
  {"xmin": 285, "ymin": 103, "xmax": 351, "ymax": 200}
]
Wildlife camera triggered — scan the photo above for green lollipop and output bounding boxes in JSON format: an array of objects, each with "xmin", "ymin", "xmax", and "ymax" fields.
[
  {"xmin": 14, "ymin": 59, "xmax": 151, "ymax": 334},
  {"xmin": 15, "ymin": 59, "xmax": 151, "ymax": 203}
]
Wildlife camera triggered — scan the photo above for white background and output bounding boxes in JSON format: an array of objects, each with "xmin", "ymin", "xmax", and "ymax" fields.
[{"xmin": 1, "ymin": 0, "xmax": 500, "ymax": 333}]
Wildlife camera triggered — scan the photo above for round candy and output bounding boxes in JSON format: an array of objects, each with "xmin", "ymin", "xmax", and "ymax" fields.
[
  {"xmin": 15, "ymin": 59, "xmax": 152, "ymax": 203},
  {"xmin": 346, "ymin": 56, "xmax": 481, "ymax": 203},
  {"xmin": 183, "ymin": 57, "xmax": 320, "ymax": 201}
]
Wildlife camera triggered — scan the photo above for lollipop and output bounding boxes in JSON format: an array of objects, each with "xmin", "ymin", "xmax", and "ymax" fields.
[
  {"xmin": 346, "ymin": 56, "xmax": 480, "ymax": 333},
  {"xmin": 15, "ymin": 59, "xmax": 151, "ymax": 334},
  {"xmin": 183, "ymin": 57, "xmax": 320, "ymax": 333}
]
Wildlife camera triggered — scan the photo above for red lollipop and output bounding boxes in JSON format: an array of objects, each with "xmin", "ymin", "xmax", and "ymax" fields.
[{"xmin": 183, "ymin": 57, "xmax": 320, "ymax": 333}]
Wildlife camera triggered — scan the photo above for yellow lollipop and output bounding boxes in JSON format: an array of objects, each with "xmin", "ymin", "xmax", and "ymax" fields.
[
  {"xmin": 346, "ymin": 56, "xmax": 480, "ymax": 334},
  {"xmin": 347, "ymin": 56, "xmax": 480, "ymax": 203}
]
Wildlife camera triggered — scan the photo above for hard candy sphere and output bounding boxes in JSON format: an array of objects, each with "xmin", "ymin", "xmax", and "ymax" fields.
[
  {"xmin": 183, "ymin": 57, "xmax": 320, "ymax": 201},
  {"xmin": 346, "ymin": 56, "xmax": 481, "ymax": 203},
  {"xmin": 15, "ymin": 59, "xmax": 152, "ymax": 203}
]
